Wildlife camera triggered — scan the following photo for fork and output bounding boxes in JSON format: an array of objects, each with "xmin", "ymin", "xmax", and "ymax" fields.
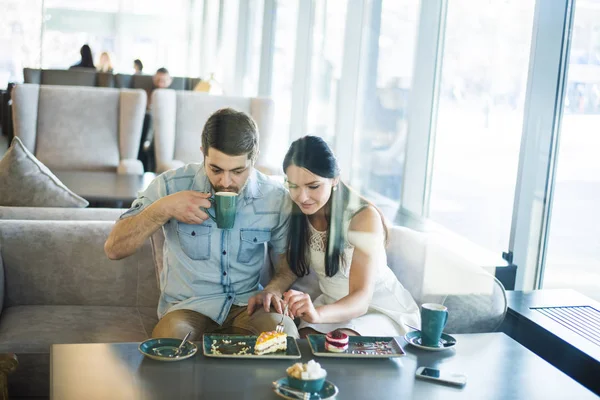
[{"xmin": 275, "ymin": 304, "xmax": 289, "ymax": 333}]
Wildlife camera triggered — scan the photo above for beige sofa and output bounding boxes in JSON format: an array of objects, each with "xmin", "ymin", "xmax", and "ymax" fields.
[
  {"xmin": 0, "ymin": 208, "xmax": 505, "ymax": 398},
  {"xmin": 0, "ymin": 219, "xmax": 158, "ymax": 398}
]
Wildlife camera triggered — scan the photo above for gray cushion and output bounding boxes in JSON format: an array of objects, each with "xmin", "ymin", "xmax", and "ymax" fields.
[
  {"xmin": 0, "ymin": 305, "xmax": 156, "ymax": 352},
  {"xmin": 444, "ymin": 284, "xmax": 508, "ymax": 334},
  {"xmin": 0, "ymin": 220, "xmax": 158, "ymax": 308},
  {"xmin": 0, "ymin": 305, "xmax": 157, "ymax": 397},
  {"xmin": 0, "ymin": 137, "xmax": 88, "ymax": 207},
  {"xmin": 36, "ymin": 85, "xmax": 121, "ymax": 171},
  {"xmin": 0, "ymin": 206, "xmax": 124, "ymax": 220}
]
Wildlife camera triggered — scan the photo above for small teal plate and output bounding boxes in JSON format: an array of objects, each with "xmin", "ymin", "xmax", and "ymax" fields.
[
  {"xmin": 307, "ymin": 335, "xmax": 405, "ymax": 358},
  {"xmin": 138, "ymin": 338, "xmax": 198, "ymax": 361},
  {"xmin": 203, "ymin": 334, "xmax": 301, "ymax": 359},
  {"xmin": 404, "ymin": 331, "xmax": 457, "ymax": 351},
  {"xmin": 273, "ymin": 377, "xmax": 338, "ymax": 400}
]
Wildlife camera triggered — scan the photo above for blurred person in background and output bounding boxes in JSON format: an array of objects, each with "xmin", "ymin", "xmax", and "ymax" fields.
[
  {"xmin": 146, "ymin": 67, "xmax": 173, "ymax": 110},
  {"xmin": 97, "ymin": 52, "xmax": 114, "ymax": 73},
  {"xmin": 134, "ymin": 59, "xmax": 143, "ymax": 75},
  {"xmin": 138, "ymin": 67, "xmax": 173, "ymax": 172},
  {"xmin": 69, "ymin": 44, "xmax": 95, "ymax": 69},
  {"xmin": 152, "ymin": 67, "xmax": 172, "ymax": 90}
]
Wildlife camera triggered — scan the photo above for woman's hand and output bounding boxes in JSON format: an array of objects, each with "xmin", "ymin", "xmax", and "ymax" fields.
[{"xmin": 284, "ymin": 290, "xmax": 321, "ymax": 323}]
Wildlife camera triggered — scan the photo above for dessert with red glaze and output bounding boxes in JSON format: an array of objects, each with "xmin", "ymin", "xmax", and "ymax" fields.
[{"xmin": 325, "ymin": 329, "xmax": 349, "ymax": 352}]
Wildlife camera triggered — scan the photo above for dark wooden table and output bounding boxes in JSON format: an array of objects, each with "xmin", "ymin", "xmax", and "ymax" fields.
[
  {"xmin": 50, "ymin": 333, "xmax": 596, "ymax": 399},
  {"xmin": 501, "ymin": 289, "xmax": 600, "ymax": 395},
  {"xmin": 54, "ymin": 171, "xmax": 155, "ymax": 208}
]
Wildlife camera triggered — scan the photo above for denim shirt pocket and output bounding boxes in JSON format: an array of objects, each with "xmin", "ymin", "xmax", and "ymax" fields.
[
  {"xmin": 177, "ymin": 223, "xmax": 211, "ymax": 260},
  {"xmin": 237, "ymin": 229, "xmax": 271, "ymax": 264}
]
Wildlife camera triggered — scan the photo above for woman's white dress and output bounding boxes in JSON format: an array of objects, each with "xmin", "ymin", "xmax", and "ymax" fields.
[{"xmin": 298, "ymin": 220, "xmax": 420, "ymax": 336}]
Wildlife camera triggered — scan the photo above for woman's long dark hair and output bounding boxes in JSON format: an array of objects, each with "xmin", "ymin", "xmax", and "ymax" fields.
[
  {"xmin": 79, "ymin": 45, "xmax": 94, "ymax": 68},
  {"xmin": 283, "ymin": 136, "xmax": 386, "ymax": 278}
]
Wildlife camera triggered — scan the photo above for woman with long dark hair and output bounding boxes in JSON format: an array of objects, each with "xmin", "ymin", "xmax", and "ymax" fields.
[
  {"xmin": 282, "ymin": 136, "xmax": 420, "ymax": 337},
  {"xmin": 70, "ymin": 44, "xmax": 95, "ymax": 69}
]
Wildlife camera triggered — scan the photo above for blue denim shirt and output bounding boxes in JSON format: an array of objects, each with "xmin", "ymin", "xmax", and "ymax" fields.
[{"xmin": 121, "ymin": 164, "xmax": 291, "ymax": 324}]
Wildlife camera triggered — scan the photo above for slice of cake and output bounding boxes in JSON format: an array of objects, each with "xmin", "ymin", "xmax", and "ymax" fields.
[
  {"xmin": 254, "ymin": 331, "xmax": 287, "ymax": 355},
  {"xmin": 325, "ymin": 329, "xmax": 349, "ymax": 352}
]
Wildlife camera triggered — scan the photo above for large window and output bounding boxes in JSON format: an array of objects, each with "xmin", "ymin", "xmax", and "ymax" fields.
[
  {"xmin": 543, "ymin": 0, "xmax": 600, "ymax": 301},
  {"xmin": 243, "ymin": 0, "xmax": 265, "ymax": 96},
  {"xmin": 1, "ymin": 0, "xmax": 196, "ymax": 84},
  {"xmin": 4, "ymin": 0, "xmax": 599, "ymax": 299},
  {"xmin": 21, "ymin": 0, "xmax": 194, "ymax": 76},
  {"xmin": 353, "ymin": 0, "xmax": 421, "ymax": 218},
  {"xmin": 428, "ymin": 0, "xmax": 536, "ymax": 254},
  {"xmin": 41, "ymin": 0, "xmax": 119, "ymax": 70},
  {"xmin": 305, "ymin": 0, "xmax": 348, "ymax": 146},
  {"xmin": 268, "ymin": 0, "xmax": 299, "ymax": 169},
  {"xmin": 0, "ymin": 0, "xmax": 43, "ymax": 86}
]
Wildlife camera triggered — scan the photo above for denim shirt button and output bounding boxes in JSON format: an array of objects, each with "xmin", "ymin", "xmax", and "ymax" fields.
[
  {"xmin": 222, "ymin": 250, "xmax": 226, "ymax": 255},
  {"xmin": 223, "ymin": 271, "xmax": 227, "ymax": 276},
  {"xmin": 191, "ymin": 231, "xmax": 196, "ymax": 236},
  {"xmin": 227, "ymin": 295, "xmax": 232, "ymax": 300},
  {"xmin": 253, "ymin": 238, "xmax": 257, "ymax": 242}
]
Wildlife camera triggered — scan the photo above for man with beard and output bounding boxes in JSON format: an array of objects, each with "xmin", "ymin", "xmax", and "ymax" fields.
[{"xmin": 105, "ymin": 108, "xmax": 299, "ymax": 340}]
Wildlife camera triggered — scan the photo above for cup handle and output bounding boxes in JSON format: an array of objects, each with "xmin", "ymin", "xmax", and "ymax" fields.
[
  {"xmin": 201, "ymin": 197, "xmax": 217, "ymax": 223},
  {"xmin": 442, "ymin": 310, "xmax": 449, "ymax": 328}
]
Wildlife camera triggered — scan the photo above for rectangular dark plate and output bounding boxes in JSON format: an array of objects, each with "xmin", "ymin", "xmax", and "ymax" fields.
[
  {"xmin": 307, "ymin": 334, "xmax": 405, "ymax": 358},
  {"xmin": 203, "ymin": 334, "xmax": 301, "ymax": 359}
]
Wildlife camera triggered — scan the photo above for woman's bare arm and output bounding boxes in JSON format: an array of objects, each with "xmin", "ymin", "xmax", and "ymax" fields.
[{"xmin": 287, "ymin": 206, "xmax": 384, "ymax": 323}]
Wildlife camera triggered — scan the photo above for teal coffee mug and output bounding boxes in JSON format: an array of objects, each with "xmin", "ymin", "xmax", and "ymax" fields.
[
  {"xmin": 420, "ymin": 303, "xmax": 449, "ymax": 347},
  {"xmin": 204, "ymin": 192, "xmax": 238, "ymax": 229}
]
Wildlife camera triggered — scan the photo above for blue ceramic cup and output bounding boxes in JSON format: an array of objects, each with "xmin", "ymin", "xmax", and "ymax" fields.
[
  {"xmin": 420, "ymin": 303, "xmax": 448, "ymax": 347},
  {"xmin": 203, "ymin": 191, "xmax": 238, "ymax": 229},
  {"xmin": 287, "ymin": 373, "xmax": 327, "ymax": 393}
]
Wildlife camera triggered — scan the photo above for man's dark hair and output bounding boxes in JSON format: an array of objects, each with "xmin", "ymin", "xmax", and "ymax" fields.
[
  {"xmin": 156, "ymin": 67, "xmax": 169, "ymax": 74},
  {"xmin": 134, "ymin": 59, "xmax": 143, "ymax": 71},
  {"xmin": 201, "ymin": 108, "xmax": 259, "ymax": 161}
]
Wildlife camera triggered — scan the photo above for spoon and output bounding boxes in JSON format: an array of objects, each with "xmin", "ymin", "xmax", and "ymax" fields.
[
  {"xmin": 172, "ymin": 331, "xmax": 192, "ymax": 357},
  {"xmin": 406, "ymin": 324, "xmax": 456, "ymax": 347}
]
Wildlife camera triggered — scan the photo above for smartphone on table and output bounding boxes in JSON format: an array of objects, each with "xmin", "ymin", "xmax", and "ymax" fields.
[{"xmin": 415, "ymin": 366, "xmax": 467, "ymax": 388}]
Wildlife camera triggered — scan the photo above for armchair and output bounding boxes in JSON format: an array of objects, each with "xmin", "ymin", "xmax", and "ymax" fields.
[
  {"xmin": 12, "ymin": 84, "xmax": 146, "ymax": 175},
  {"xmin": 152, "ymin": 90, "xmax": 275, "ymax": 174}
]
